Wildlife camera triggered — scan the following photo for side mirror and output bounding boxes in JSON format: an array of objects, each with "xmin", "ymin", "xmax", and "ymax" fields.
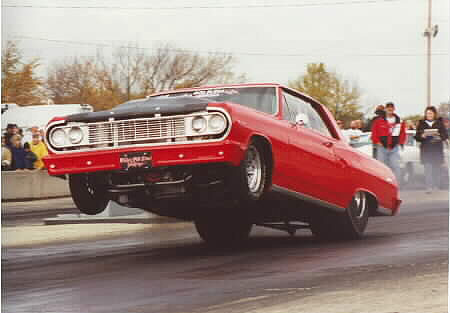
[{"xmin": 295, "ymin": 113, "xmax": 309, "ymax": 127}]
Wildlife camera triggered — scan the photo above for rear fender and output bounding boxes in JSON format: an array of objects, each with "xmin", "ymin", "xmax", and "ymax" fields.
[{"xmin": 353, "ymin": 188, "xmax": 379, "ymax": 216}]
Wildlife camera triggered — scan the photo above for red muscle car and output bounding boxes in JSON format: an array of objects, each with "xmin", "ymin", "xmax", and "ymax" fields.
[{"xmin": 43, "ymin": 83, "xmax": 401, "ymax": 245}]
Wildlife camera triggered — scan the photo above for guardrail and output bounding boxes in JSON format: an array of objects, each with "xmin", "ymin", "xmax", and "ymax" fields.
[{"xmin": 1, "ymin": 170, "xmax": 70, "ymax": 201}]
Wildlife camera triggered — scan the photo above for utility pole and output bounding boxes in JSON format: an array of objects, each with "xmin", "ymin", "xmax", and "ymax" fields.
[
  {"xmin": 426, "ymin": 0, "xmax": 432, "ymax": 108},
  {"xmin": 423, "ymin": 0, "xmax": 439, "ymax": 107}
]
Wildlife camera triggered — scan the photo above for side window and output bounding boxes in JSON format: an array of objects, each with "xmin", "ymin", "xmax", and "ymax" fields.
[
  {"xmin": 304, "ymin": 104, "xmax": 333, "ymax": 138},
  {"xmin": 282, "ymin": 92, "xmax": 306, "ymax": 123},
  {"xmin": 282, "ymin": 96, "xmax": 292, "ymax": 122},
  {"xmin": 282, "ymin": 90, "xmax": 333, "ymax": 138}
]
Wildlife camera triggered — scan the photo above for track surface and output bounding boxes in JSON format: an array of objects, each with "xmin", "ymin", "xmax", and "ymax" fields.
[{"xmin": 2, "ymin": 191, "xmax": 448, "ymax": 313}]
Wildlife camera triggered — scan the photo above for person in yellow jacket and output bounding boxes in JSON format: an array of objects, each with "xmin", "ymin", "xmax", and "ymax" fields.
[{"xmin": 29, "ymin": 133, "xmax": 48, "ymax": 169}]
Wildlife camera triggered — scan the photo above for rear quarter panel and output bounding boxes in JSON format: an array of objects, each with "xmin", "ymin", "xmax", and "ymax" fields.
[{"xmin": 347, "ymin": 147, "xmax": 399, "ymax": 211}]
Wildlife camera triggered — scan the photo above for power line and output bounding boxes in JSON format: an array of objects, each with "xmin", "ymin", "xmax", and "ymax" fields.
[
  {"xmin": 2, "ymin": 0, "xmax": 410, "ymax": 10},
  {"xmin": 11, "ymin": 35, "xmax": 449, "ymax": 58}
]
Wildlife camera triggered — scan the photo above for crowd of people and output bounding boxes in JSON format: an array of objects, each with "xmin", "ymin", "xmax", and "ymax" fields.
[
  {"xmin": 1, "ymin": 123, "xmax": 48, "ymax": 171},
  {"xmin": 338, "ymin": 102, "xmax": 450, "ymax": 193}
]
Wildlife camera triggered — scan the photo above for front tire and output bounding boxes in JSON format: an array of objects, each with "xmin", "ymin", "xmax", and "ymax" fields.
[
  {"xmin": 232, "ymin": 142, "xmax": 269, "ymax": 203},
  {"xmin": 310, "ymin": 191, "xmax": 369, "ymax": 240},
  {"xmin": 69, "ymin": 174, "xmax": 109, "ymax": 215}
]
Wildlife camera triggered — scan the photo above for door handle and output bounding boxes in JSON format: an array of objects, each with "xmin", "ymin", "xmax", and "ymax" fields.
[{"xmin": 322, "ymin": 142, "xmax": 333, "ymax": 148}]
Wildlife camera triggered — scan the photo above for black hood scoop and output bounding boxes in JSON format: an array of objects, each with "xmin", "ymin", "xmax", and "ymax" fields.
[{"xmin": 67, "ymin": 96, "xmax": 212, "ymax": 123}]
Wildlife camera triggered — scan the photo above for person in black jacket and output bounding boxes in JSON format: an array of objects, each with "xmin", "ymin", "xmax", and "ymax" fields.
[
  {"xmin": 23, "ymin": 142, "xmax": 38, "ymax": 170},
  {"xmin": 9, "ymin": 134, "xmax": 27, "ymax": 170},
  {"xmin": 414, "ymin": 106, "xmax": 449, "ymax": 193}
]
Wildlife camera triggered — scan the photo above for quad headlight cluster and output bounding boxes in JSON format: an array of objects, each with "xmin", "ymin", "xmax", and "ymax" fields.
[
  {"xmin": 190, "ymin": 113, "xmax": 227, "ymax": 134},
  {"xmin": 49, "ymin": 126, "xmax": 86, "ymax": 147},
  {"xmin": 47, "ymin": 111, "xmax": 229, "ymax": 151}
]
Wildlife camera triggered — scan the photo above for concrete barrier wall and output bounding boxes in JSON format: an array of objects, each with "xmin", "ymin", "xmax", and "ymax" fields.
[{"xmin": 1, "ymin": 170, "xmax": 70, "ymax": 200}]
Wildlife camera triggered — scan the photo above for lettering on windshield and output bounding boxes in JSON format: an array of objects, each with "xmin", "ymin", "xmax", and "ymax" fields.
[{"xmin": 155, "ymin": 89, "xmax": 239, "ymax": 99}]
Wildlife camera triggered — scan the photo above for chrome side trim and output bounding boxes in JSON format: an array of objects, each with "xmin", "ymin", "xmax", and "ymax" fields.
[
  {"xmin": 271, "ymin": 184, "xmax": 346, "ymax": 213},
  {"xmin": 45, "ymin": 107, "xmax": 232, "ymax": 154},
  {"xmin": 113, "ymin": 183, "xmax": 146, "ymax": 188}
]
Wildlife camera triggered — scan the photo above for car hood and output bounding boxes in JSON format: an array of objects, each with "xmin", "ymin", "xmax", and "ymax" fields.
[{"xmin": 66, "ymin": 96, "xmax": 211, "ymax": 123}]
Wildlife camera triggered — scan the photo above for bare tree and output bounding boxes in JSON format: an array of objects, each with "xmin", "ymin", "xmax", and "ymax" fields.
[
  {"xmin": 137, "ymin": 44, "xmax": 241, "ymax": 95},
  {"xmin": 113, "ymin": 46, "xmax": 145, "ymax": 100},
  {"xmin": 47, "ymin": 57, "xmax": 123, "ymax": 110},
  {"xmin": 46, "ymin": 43, "xmax": 246, "ymax": 110},
  {"xmin": 47, "ymin": 57, "xmax": 97, "ymax": 104}
]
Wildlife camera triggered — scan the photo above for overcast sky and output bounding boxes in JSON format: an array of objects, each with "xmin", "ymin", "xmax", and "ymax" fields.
[{"xmin": 2, "ymin": 0, "xmax": 449, "ymax": 117}]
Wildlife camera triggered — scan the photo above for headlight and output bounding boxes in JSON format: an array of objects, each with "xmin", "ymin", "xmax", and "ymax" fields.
[
  {"xmin": 50, "ymin": 129, "xmax": 67, "ymax": 147},
  {"xmin": 208, "ymin": 114, "xmax": 227, "ymax": 133},
  {"xmin": 192, "ymin": 116, "xmax": 207, "ymax": 132},
  {"xmin": 68, "ymin": 127, "xmax": 83, "ymax": 144}
]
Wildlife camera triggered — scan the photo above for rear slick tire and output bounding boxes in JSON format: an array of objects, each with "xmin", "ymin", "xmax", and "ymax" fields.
[
  {"xmin": 310, "ymin": 191, "xmax": 369, "ymax": 240},
  {"xmin": 69, "ymin": 174, "xmax": 109, "ymax": 215},
  {"xmin": 194, "ymin": 212, "xmax": 252, "ymax": 247}
]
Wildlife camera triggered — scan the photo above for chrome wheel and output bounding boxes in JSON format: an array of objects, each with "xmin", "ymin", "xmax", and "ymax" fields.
[
  {"xmin": 310, "ymin": 191, "xmax": 369, "ymax": 240},
  {"xmin": 246, "ymin": 146, "xmax": 263, "ymax": 193},
  {"xmin": 353, "ymin": 191, "xmax": 367, "ymax": 219}
]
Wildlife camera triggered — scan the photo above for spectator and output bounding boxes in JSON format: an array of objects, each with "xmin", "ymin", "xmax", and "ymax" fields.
[
  {"xmin": 371, "ymin": 102, "xmax": 406, "ymax": 183},
  {"xmin": 4, "ymin": 123, "xmax": 19, "ymax": 147},
  {"xmin": 336, "ymin": 120, "xmax": 351, "ymax": 143},
  {"xmin": 2, "ymin": 136, "xmax": 12, "ymax": 170},
  {"xmin": 443, "ymin": 118, "xmax": 450, "ymax": 136},
  {"xmin": 415, "ymin": 120, "xmax": 420, "ymax": 129},
  {"xmin": 364, "ymin": 105, "xmax": 386, "ymax": 158},
  {"xmin": 336, "ymin": 120, "xmax": 349, "ymax": 143},
  {"xmin": 23, "ymin": 142, "xmax": 38, "ymax": 170},
  {"xmin": 39, "ymin": 129, "xmax": 46, "ymax": 142},
  {"xmin": 343, "ymin": 120, "xmax": 362, "ymax": 144},
  {"xmin": 9, "ymin": 134, "xmax": 27, "ymax": 170},
  {"xmin": 30, "ymin": 133, "xmax": 48, "ymax": 169},
  {"xmin": 363, "ymin": 105, "xmax": 385, "ymax": 132},
  {"xmin": 22, "ymin": 126, "xmax": 40, "ymax": 146},
  {"xmin": 414, "ymin": 106, "xmax": 449, "ymax": 193},
  {"xmin": 406, "ymin": 120, "xmax": 416, "ymax": 130},
  {"xmin": 355, "ymin": 119, "xmax": 364, "ymax": 131}
]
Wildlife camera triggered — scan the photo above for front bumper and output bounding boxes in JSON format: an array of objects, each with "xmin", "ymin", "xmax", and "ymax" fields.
[{"xmin": 43, "ymin": 140, "xmax": 244, "ymax": 176}]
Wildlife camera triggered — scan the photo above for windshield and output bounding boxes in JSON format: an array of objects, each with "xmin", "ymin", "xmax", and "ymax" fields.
[{"xmin": 152, "ymin": 86, "xmax": 278, "ymax": 115}]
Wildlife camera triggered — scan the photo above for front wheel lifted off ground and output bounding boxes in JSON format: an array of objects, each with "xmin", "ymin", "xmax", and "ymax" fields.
[
  {"xmin": 310, "ymin": 191, "xmax": 369, "ymax": 240},
  {"xmin": 69, "ymin": 174, "xmax": 109, "ymax": 215},
  {"xmin": 232, "ymin": 141, "xmax": 269, "ymax": 203}
]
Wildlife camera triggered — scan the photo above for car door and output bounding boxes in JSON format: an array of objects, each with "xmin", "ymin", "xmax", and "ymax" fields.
[{"xmin": 281, "ymin": 89, "xmax": 347, "ymax": 205}]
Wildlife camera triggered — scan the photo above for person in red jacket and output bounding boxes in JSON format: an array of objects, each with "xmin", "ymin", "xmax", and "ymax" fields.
[{"xmin": 371, "ymin": 102, "xmax": 406, "ymax": 183}]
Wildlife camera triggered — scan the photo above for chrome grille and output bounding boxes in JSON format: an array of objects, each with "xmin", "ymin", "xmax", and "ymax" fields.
[{"xmin": 88, "ymin": 117, "xmax": 186, "ymax": 145}]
